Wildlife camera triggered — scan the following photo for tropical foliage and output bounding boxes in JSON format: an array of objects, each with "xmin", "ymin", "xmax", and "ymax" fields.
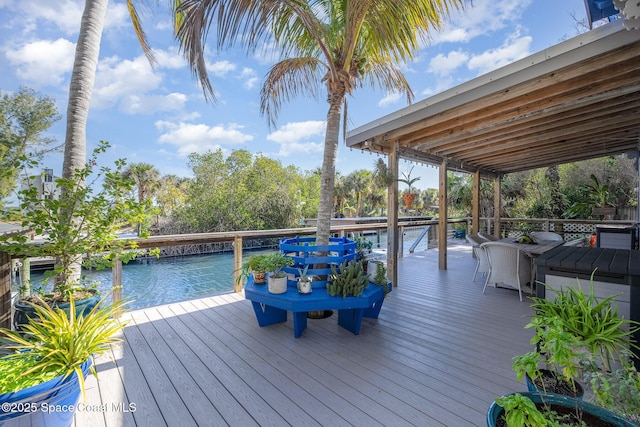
[
  {"xmin": 0, "ymin": 294, "xmax": 126, "ymax": 398},
  {"xmin": 0, "ymin": 87, "xmax": 61, "ymax": 206}
]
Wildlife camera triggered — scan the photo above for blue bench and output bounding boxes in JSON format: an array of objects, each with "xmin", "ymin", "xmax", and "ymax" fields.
[{"xmin": 244, "ymin": 277, "xmax": 390, "ymax": 338}]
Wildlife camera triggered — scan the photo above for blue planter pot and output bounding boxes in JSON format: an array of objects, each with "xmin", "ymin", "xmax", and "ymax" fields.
[
  {"xmin": 0, "ymin": 359, "xmax": 91, "ymax": 427},
  {"xmin": 487, "ymin": 392, "xmax": 639, "ymax": 427},
  {"xmin": 13, "ymin": 290, "xmax": 101, "ymax": 330}
]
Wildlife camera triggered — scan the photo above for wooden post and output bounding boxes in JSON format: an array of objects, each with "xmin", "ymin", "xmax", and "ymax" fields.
[
  {"xmin": 1, "ymin": 251, "xmax": 11, "ymax": 329},
  {"xmin": 438, "ymin": 159, "xmax": 448, "ymax": 270},
  {"xmin": 387, "ymin": 144, "xmax": 399, "ymax": 287},
  {"xmin": 112, "ymin": 259, "xmax": 123, "ymax": 316},
  {"xmin": 493, "ymin": 175, "xmax": 502, "ymax": 239},
  {"xmin": 472, "ymin": 170, "xmax": 480, "ymax": 235},
  {"xmin": 233, "ymin": 236, "xmax": 243, "ymax": 292}
]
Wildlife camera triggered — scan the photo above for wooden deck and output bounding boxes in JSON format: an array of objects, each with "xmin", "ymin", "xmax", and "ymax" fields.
[{"xmin": 76, "ymin": 241, "xmax": 536, "ymax": 427}]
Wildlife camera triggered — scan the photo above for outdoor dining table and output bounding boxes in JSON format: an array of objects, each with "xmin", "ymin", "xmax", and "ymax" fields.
[
  {"xmin": 497, "ymin": 238, "xmax": 565, "ymax": 257},
  {"xmin": 497, "ymin": 238, "xmax": 565, "ymax": 285}
]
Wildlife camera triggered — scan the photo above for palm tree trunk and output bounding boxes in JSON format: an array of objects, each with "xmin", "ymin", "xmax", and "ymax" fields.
[
  {"xmin": 57, "ymin": 0, "xmax": 108, "ymax": 288},
  {"xmin": 316, "ymin": 98, "xmax": 343, "ymax": 246},
  {"xmin": 63, "ymin": 0, "xmax": 107, "ymax": 175}
]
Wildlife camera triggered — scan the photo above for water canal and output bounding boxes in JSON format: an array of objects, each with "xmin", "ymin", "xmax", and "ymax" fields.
[{"xmin": 14, "ymin": 227, "xmax": 431, "ymax": 310}]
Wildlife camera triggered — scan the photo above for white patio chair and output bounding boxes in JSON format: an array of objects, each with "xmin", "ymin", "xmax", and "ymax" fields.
[
  {"xmin": 531, "ymin": 231, "xmax": 563, "ymax": 242},
  {"xmin": 466, "ymin": 234, "xmax": 490, "ymax": 281},
  {"xmin": 481, "ymin": 242, "xmax": 532, "ymax": 301},
  {"xmin": 478, "ymin": 232, "xmax": 498, "ymax": 241}
]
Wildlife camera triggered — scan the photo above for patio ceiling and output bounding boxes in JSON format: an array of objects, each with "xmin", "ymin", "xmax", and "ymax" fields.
[{"xmin": 346, "ymin": 21, "xmax": 640, "ymax": 177}]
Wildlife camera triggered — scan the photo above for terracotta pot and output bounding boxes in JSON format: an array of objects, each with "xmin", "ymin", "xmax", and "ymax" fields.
[
  {"xmin": 402, "ymin": 193, "xmax": 415, "ymax": 208},
  {"xmin": 253, "ymin": 271, "xmax": 266, "ymax": 284}
]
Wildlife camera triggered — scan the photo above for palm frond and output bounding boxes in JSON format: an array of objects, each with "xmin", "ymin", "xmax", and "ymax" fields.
[{"xmin": 260, "ymin": 57, "xmax": 326, "ymax": 128}]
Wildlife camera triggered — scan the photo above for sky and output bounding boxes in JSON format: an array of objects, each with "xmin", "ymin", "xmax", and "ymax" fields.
[{"xmin": 0, "ymin": 0, "xmax": 610, "ymax": 193}]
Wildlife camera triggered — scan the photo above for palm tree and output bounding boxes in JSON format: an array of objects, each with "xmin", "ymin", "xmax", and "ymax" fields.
[
  {"xmin": 60, "ymin": 0, "xmax": 153, "ymax": 283},
  {"xmin": 123, "ymin": 162, "xmax": 161, "ymax": 204},
  {"xmin": 173, "ymin": 0, "xmax": 464, "ymax": 246}
]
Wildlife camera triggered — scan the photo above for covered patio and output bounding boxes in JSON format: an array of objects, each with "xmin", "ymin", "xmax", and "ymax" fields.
[
  {"xmin": 346, "ymin": 20, "xmax": 640, "ymax": 283},
  {"xmin": 76, "ymin": 242, "xmax": 534, "ymax": 427}
]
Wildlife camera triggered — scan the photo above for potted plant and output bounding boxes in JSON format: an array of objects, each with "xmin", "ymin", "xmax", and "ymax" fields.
[
  {"xmin": 0, "ymin": 142, "xmax": 154, "ymax": 329},
  {"xmin": 297, "ymin": 265, "xmax": 313, "ymax": 294},
  {"xmin": 327, "ymin": 260, "xmax": 369, "ymax": 298},
  {"xmin": 0, "ymin": 294, "xmax": 126, "ymax": 426},
  {"xmin": 488, "ymin": 391, "xmax": 637, "ymax": 427},
  {"xmin": 237, "ymin": 254, "xmax": 271, "ymax": 285},
  {"xmin": 398, "ymin": 166, "xmax": 420, "ymax": 209},
  {"xmin": 566, "ymin": 174, "xmax": 617, "ymax": 219},
  {"xmin": 370, "ymin": 261, "xmax": 390, "ymax": 296},
  {"xmin": 264, "ymin": 252, "xmax": 294, "ymax": 294},
  {"xmin": 512, "ymin": 319, "xmax": 586, "ymax": 399},
  {"xmin": 488, "ymin": 276, "xmax": 640, "ymax": 426},
  {"xmin": 354, "ymin": 236, "xmax": 373, "ymax": 273},
  {"xmin": 586, "ymin": 355, "xmax": 640, "ymax": 423}
]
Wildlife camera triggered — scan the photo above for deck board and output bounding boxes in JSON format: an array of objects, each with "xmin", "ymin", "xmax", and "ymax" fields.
[{"xmin": 74, "ymin": 241, "xmax": 536, "ymax": 426}]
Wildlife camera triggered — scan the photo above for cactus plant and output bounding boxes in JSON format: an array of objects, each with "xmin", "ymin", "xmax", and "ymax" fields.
[{"xmin": 327, "ymin": 260, "xmax": 369, "ymax": 298}]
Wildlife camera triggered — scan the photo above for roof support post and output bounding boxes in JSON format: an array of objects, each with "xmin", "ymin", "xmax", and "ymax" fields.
[
  {"xmin": 493, "ymin": 175, "xmax": 502, "ymax": 238},
  {"xmin": 438, "ymin": 159, "xmax": 448, "ymax": 269},
  {"xmin": 472, "ymin": 170, "xmax": 480, "ymax": 235},
  {"xmin": 387, "ymin": 144, "xmax": 399, "ymax": 287}
]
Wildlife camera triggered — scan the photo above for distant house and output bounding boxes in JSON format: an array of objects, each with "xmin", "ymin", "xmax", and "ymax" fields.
[{"xmin": 22, "ymin": 169, "xmax": 60, "ymax": 201}]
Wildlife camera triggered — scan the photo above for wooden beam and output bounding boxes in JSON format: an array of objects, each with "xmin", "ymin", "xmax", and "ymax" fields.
[
  {"xmin": 438, "ymin": 159, "xmax": 448, "ymax": 270},
  {"xmin": 387, "ymin": 144, "xmax": 400, "ymax": 286}
]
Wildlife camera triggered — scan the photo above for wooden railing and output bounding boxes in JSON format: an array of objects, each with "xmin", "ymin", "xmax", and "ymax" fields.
[
  {"xmin": 0, "ymin": 219, "xmax": 436, "ymax": 329},
  {"xmin": 1, "ymin": 217, "xmax": 635, "ymax": 329}
]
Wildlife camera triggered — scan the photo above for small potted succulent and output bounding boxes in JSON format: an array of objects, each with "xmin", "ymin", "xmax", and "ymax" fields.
[
  {"xmin": 264, "ymin": 252, "xmax": 294, "ymax": 294},
  {"xmin": 297, "ymin": 265, "xmax": 313, "ymax": 294}
]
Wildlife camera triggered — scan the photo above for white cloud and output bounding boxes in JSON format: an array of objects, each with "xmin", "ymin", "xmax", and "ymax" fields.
[
  {"xmin": 93, "ymin": 55, "xmax": 161, "ymax": 109},
  {"xmin": 467, "ymin": 31, "xmax": 532, "ymax": 75},
  {"xmin": 378, "ymin": 92, "xmax": 403, "ymax": 107},
  {"xmin": 428, "ymin": 50, "xmax": 470, "ymax": 77},
  {"xmin": 5, "ymin": 38, "xmax": 75, "ymax": 86},
  {"xmin": 153, "ymin": 47, "xmax": 188, "ymax": 69},
  {"xmin": 122, "ymin": 93, "xmax": 188, "ymax": 115},
  {"xmin": 208, "ymin": 60, "xmax": 237, "ymax": 77},
  {"xmin": 238, "ymin": 67, "xmax": 259, "ymax": 89},
  {"xmin": 267, "ymin": 121, "xmax": 325, "ymax": 156},
  {"xmin": 156, "ymin": 121, "xmax": 254, "ymax": 156},
  {"xmin": 432, "ymin": 0, "xmax": 533, "ymax": 45},
  {"xmin": 5, "ymin": 0, "xmax": 84, "ymax": 35}
]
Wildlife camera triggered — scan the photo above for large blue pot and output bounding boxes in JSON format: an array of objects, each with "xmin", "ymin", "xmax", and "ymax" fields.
[
  {"xmin": 487, "ymin": 392, "xmax": 639, "ymax": 427},
  {"xmin": 13, "ymin": 290, "xmax": 101, "ymax": 330},
  {"xmin": 0, "ymin": 359, "xmax": 91, "ymax": 427}
]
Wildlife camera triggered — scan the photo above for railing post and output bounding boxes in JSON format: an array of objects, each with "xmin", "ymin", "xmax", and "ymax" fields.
[
  {"xmin": 1, "ymin": 251, "xmax": 11, "ymax": 329},
  {"xmin": 112, "ymin": 259, "xmax": 123, "ymax": 317},
  {"xmin": 398, "ymin": 225, "xmax": 405, "ymax": 258},
  {"xmin": 233, "ymin": 236, "xmax": 243, "ymax": 292}
]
